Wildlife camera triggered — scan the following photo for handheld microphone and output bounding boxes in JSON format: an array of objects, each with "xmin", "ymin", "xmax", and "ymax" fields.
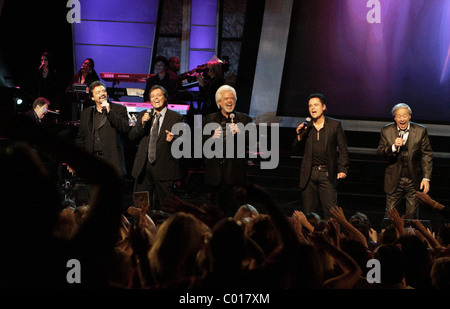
[
  {"xmin": 143, "ymin": 108, "xmax": 153, "ymax": 128},
  {"xmin": 229, "ymin": 112, "xmax": 235, "ymax": 123},
  {"xmin": 39, "ymin": 63, "xmax": 45, "ymax": 70},
  {"xmin": 304, "ymin": 117, "xmax": 311, "ymax": 127},
  {"xmin": 100, "ymin": 98, "xmax": 108, "ymax": 114},
  {"xmin": 298, "ymin": 117, "xmax": 312, "ymax": 136}
]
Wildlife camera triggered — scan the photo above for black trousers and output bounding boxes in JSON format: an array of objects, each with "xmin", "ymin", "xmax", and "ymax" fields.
[
  {"xmin": 302, "ymin": 168, "xmax": 337, "ymax": 220},
  {"xmin": 209, "ymin": 180, "xmax": 238, "ymax": 217},
  {"xmin": 135, "ymin": 161, "xmax": 176, "ymax": 211},
  {"xmin": 385, "ymin": 177, "xmax": 418, "ymax": 219}
]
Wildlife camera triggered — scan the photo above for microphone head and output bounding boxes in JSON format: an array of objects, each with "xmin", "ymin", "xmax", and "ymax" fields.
[
  {"xmin": 229, "ymin": 113, "xmax": 235, "ymax": 120},
  {"xmin": 305, "ymin": 117, "xmax": 311, "ymax": 123}
]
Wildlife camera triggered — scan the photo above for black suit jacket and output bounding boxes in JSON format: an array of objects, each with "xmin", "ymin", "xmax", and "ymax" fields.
[
  {"xmin": 293, "ymin": 117, "xmax": 349, "ymax": 189},
  {"xmin": 203, "ymin": 111, "xmax": 253, "ymax": 186},
  {"xmin": 75, "ymin": 102, "xmax": 129, "ymax": 176},
  {"xmin": 129, "ymin": 108, "xmax": 184, "ymax": 181},
  {"xmin": 377, "ymin": 122, "xmax": 433, "ymax": 194}
]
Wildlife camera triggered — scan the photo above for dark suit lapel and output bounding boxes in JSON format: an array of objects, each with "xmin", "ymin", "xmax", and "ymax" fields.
[
  {"xmin": 98, "ymin": 115, "xmax": 108, "ymax": 128},
  {"xmin": 322, "ymin": 118, "xmax": 329, "ymax": 150},
  {"xmin": 405, "ymin": 124, "xmax": 416, "ymax": 156},
  {"xmin": 389, "ymin": 124, "xmax": 398, "ymax": 144}
]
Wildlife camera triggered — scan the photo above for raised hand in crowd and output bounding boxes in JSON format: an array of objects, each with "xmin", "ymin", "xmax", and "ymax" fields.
[{"xmin": 330, "ymin": 206, "xmax": 368, "ymax": 248}]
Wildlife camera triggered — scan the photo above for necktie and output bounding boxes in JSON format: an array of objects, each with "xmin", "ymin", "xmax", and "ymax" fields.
[{"xmin": 148, "ymin": 113, "xmax": 161, "ymax": 163}]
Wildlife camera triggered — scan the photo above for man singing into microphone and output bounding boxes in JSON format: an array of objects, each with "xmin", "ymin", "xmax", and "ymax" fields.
[
  {"xmin": 292, "ymin": 93, "xmax": 349, "ymax": 219},
  {"xmin": 202, "ymin": 85, "xmax": 253, "ymax": 216},
  {"xmin": 377, "ymin": 103, "xmax": 433, "ymax": 219},
  {"xmin": 129, "ymin": 85, "xmax": 184, "ymax": 211},
  {"xmin": 75, "ymin": 81, "xmax": 130, "ymax": 179}
]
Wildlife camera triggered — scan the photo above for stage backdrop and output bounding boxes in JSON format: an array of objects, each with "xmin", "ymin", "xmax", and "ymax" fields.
[{"xmin": 277, "ymin": 0, "xmax": 450, "ymax": 124}]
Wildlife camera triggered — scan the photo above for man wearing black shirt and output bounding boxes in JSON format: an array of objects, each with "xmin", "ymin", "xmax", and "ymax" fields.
[
  {"xmin": 293, "ymin": 93, "xmax": 349, "ymax": 219},
  {"xmin": 75, "ymin": 81, "xmax": 129, "ymax": 177}
]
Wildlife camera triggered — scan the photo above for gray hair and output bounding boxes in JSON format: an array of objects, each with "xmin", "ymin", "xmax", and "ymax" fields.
[
  {"xmin": 392, "ymin": 103, "xmax": 412, "ymax": 116},
  {"xmin": 215, "ymin": 85, "xmax": 237, "ymax": 109}
]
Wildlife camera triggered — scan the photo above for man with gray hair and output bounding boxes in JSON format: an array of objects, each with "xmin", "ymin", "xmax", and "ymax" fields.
[{"xmin": 377, "ymin": 103, "xmax": 433, "ymax": 219}]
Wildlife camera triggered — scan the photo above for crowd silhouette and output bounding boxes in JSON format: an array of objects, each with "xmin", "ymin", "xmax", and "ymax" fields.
[{"xmin": 0, "ymin": 108, "xmax": 449, "ymax": 290}]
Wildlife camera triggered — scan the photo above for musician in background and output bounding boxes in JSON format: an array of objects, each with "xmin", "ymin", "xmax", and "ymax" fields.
[
  {"xmin": 168, "ymin": 56, "xmax": 181, "ymax": 74},
  {"xmin": 197, "ymin": 60, "xmax": 225, "ymax": 116},
  {"xmin": 32, "ymin": 51, "xmax": 62, "ymax": 113},
  {"xmin": 23, "ymin": 97, "xmax": 50, "ymax": 124},
  {"xmin": 143, "ymin": 56, "xmax": 180, "ymax": 105},
  {"xmin": 377, "ymin": 103, "xmax": 433, "ymax": 219},
  {"xmin": 68, "ymin": 58, "xmax": 100, "ymax": 91}
]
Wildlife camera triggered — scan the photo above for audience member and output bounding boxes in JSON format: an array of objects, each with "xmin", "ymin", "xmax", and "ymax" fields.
[
  {"xmin": 417, "ymin": 191, "xmax": 450, "ymax": 221},
  {"xmin": 430, "ymin": 257, "xmax": 450, "ymax": 289},
  {"xmin": 0, "ymin": 108, "xmax": 124, "ymax": 288},
  {"xmin": 147, "ymin": 212, "xmax": 209, "ymax": 288},
  {"xmin": 373, "ymin": 244, "xmax": 413, "ymax": 289},
  {"xmin": 234, "ymin": 204, "xmax": 259, "ymax": 224}
]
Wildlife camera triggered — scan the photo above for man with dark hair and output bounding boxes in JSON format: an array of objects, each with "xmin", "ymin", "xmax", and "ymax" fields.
[
  {"xmin": 75, "ymin": 81, "xmax": 129, "ymax": 177},
  {"xmin": 143, "ymin": 56, "xmax": 180, "ymax": 104},
  {"xmin": 292, "ymin": 93, "xmax": 349, "ymax": 219},
  {"xmin": 378, "ymin": 103, "xmax": 432, "ymax": 219},
  {"xmin": 129, "ymin": 85, "xmax": 184, "ymax": 210},
  {"xmin": 23, "ymin": 97, "xmax": 50, "ymax": 123}
]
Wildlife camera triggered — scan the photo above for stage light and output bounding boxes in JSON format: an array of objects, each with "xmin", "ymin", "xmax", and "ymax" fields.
[{"xmin": 15, "ymin": 97, "xmax": 23, "ymax": 105}]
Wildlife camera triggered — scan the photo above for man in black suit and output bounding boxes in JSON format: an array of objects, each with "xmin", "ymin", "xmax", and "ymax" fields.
[
  {"xmin": 129, "ymin": 85, "xmax": 184, "ymax": 210},
  {"xmin": 377, "ymin": 103, "xmax": 433, "ymax": 219},
  {"xmin": 293, "ymin": 93, "xmax": 349, "ymax": 219},
  {"xmin": 75, "ymin": 81, "xmax": 129, "ymax": 177},
  {"xmin": 203, "ymin": 85, "xmax": 253, "ymax": 216}
]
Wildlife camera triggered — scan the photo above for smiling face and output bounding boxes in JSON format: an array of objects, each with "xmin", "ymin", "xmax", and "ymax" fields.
[
  {"xmin": 150, "ymin": 88, "xmax": 167, "ymax": 112},
  {"xmin": 394, "ymin": 107, "xmax": 411, "ymax": 131},
  {"xmin": 308, "ymin": 97, "xmax": 326, "ymax": 120},
  {"xmin": 218, "ymin": 90, "xmax": 236, "ymax": 117},
  {"xmin": 35, "ymin": 103, "xmax": 49, "ymax": 119},
  {"xmin": 91, "ymin": 84, "xmax": 108, "ymax": 106}
]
